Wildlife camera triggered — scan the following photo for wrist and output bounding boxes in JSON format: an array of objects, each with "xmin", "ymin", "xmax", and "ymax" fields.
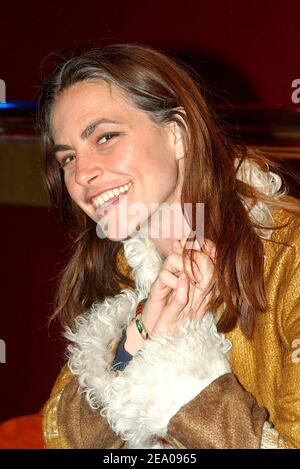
[
  {"xmin": 139, "ymin": 301, "xmax": 157, "ymax": 335},
  {"xmin": 124, "ymin": 320, "xmax": 145, "ymax": 355}
]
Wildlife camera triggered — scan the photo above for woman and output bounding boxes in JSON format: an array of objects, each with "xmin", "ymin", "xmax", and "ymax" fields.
[{"xmin": 40, "ymin": 44, "xmax": 300, "ymax": 449}]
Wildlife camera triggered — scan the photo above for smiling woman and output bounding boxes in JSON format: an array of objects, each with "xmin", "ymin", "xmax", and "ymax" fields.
[
  {"xmin": 49, "ymin": 80, "xmax": 183, "ymax": 240},
  {"xmin": 39, "ymin": 44, "xmax": 300, "ymax": 449}
]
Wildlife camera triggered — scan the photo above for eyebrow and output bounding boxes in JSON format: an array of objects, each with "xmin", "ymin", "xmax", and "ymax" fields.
[{"xmin": 52, "ymin": 118, "xmax": 123, "ymax": 154}]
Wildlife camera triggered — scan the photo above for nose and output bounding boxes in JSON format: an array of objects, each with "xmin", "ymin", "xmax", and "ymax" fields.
[{"xmin": 74, "ymin": 152, "xmax": 103, "ymax": 186}]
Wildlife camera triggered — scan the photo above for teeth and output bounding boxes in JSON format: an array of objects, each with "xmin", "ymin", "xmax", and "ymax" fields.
[{"xmin": 92, "ymin": 182, "xmax": 132, "ymax": 209}]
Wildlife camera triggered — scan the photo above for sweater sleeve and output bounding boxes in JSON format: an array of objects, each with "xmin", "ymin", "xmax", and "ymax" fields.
[
  {"xmin": 274, "ymin": 242, "xmax": 300, "ymax": 448},
  {"xmin": 112, "ymin": 330, "xmax": 133, "ymax": 371}
]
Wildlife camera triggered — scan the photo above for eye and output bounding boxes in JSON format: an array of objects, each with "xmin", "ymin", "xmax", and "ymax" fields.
[
  {"xmin": 96, "ymin": 132, "xmax": 119, "ymax": 145},
  {"xmin": 58, "ymin": 154, "xmax": 76, "ymax": 169}
]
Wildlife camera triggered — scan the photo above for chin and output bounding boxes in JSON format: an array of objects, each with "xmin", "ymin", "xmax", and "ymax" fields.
[
  {"xmin": 95, "ymin": 223, "xmax": 121, "ymax": 241},
  {"xmin": 95, "ymin": 217, "xmax": 142, "ymax": 242}
]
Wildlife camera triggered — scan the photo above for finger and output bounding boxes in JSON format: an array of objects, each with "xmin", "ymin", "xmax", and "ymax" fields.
[
  {"xmin": 202, "ymin": 239, "xmax": 217, "ymax": 262},
  {"xmin": 193, "ymin": 251, "xmax": 215, "ymax": 289},
  {"xmin": 172, "ymin": 272, "xmax": 190, "ymax": 308},
  {"xmin": 178, "ymin": 237, "xmax": 217, "ymax": 262},
  {"xmin": 177, "ymin": 280, "xmax": 212, "ymax": 323},
  {"xmin": 173, "ymin": 238, "xmax": 202, "ymax": 255},
  {"xmin": 173, "ymin": 239, "xmax": 203, "ymax": 283},
  {"xmin": 149, "ymin": 271, "xmax": 174, "ymax": 302},
  {"xmin": 186, "ymin": 278, "xmax": 216, "ymax": 321},
  {"xmin": 173, "ymin": 240, "xmax": 182, "ymax": 252},
  {"xmin": 164, "ymin": 252, "xmax": 200, "ymax": 284},
  {"xmin": 180, "ymin": 280, "xmax": 196, "ymax": 320},
  {"xmin": 158, "ymin": 269, "xmax": 180, "ymax": 290},
  {"xmin": 172, "ymin": 240, "xmax": 216, "ymax": 286},
  {"xmin": 179, "ymin": 236, "xmax": 203, "ymax": 251}
]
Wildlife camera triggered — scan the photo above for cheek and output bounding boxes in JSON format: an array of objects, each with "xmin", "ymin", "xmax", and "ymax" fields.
[
  {"xmin": 64, "ymin": 174, "xmax": 79, "ymax": 203},
  {"xmin": 133, "ymin": 143, "xmax": 175, "ymax": 178}
]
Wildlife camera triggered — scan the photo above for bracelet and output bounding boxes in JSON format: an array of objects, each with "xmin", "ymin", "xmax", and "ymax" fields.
[
  {"xmin": 135, "ymin": 299, "xmax": 149, "ymax": 340},
  {"xmin": 135, "ymin": 313, "xmax": 149, "ymax": 340},
  {"xmin": 135, "ymin": 298, "xmax": 147, "ymax": 317}
]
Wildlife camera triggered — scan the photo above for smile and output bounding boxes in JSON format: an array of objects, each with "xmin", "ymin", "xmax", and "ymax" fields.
[{"xmin": 92, "ymin": 181, "xmax": 133, "ymax": 210}]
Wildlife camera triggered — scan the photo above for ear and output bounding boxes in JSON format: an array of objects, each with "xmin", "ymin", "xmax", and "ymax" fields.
[{"xmin": 166, "ymin": 119, "xmax": 186, "ymax": 161}]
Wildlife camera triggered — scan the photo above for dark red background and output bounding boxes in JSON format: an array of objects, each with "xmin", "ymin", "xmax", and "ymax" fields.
[
  {"xmin": 0, "ymin": 0, "xmax": 299, "ymax": 424},
  {"xmin": 0, "ymin": 0, "xmax": 300, "ymax": 106},
  {"xmin": 0, "ymin": 206, "xmax": 70, "ymax": 422}
]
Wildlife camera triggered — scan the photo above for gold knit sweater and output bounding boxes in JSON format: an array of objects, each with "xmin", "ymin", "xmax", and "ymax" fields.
[
  {"xmin": 226, "ymin": 208, "xmax": 300, "ymax": 448},
  {"xmin": 43, "ymin": 208, "xmax": 300, "ymax": 448}
]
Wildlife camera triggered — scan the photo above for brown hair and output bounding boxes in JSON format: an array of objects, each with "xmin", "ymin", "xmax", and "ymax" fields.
[{"xmin": 38, "ymin": 44, "xmax": 300, "ymax": 337}]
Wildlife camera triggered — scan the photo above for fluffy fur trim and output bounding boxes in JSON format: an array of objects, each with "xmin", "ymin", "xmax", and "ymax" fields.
[
  {"xmin": 235, "ymin": 157, "xmax": 285, "ymax": 239},
  {"xmin": 65, "ymin": 233, "xmax": 163, "ymax": 411},
  {"xmin": 66, "ymin": 233, "xmax": 231, "ymax": 448},
  {"xmin": 65, "ymin": 288, "xmax": 139, "ymax": 409},
  {"xmin": 67, "ymin": 297, "xmax": 231, "ymax": 448},
  {"xmin": 122, "ymin": 234, "xmax": 163, "ymax": 300},
  {"xmin": 101, "ymin": 314, "xmax": 231, "ymax": 448}
]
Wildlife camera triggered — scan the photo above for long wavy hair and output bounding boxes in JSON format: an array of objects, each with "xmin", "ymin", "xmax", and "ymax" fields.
[{"xmin": 38, "ymin": 44, "xmax": 300, "ymax": 337}]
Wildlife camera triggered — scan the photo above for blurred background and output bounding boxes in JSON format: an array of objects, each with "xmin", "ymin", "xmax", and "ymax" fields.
[{"xmin": 0, "ymin": 0, "xmax": 299, "ymax": 446}]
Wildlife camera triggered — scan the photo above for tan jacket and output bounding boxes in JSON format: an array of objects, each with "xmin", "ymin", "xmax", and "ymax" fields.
[{"xmin": 43, "ymin": 209, "xmax": 300, "ymax": 449}]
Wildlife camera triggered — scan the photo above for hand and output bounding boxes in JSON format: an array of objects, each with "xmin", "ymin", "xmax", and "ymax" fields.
[
  {"xmin": 142, "ymin": 238, "xmax": 217, "ymax": 337},
  {"xmin": 125, "ymin": 238, "xmax": 218, "ymax": 355}
]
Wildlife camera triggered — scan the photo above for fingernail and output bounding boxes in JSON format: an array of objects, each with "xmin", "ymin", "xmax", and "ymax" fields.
[{"xmin": 193, "ymin": 239, "xmax": 201, "ymax": 250}]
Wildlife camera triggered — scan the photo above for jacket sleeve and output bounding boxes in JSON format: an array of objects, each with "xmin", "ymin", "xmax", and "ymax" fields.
[
  {"xmin": 102, "ymin": 313, "xmax": 296, "ymax": 449},
  {"xmin": 42, "ymin": 365, "xmax": 125, "ymax": 449},
  {"xmin": 166, "ymin": 373, "xmax": 289, "ymax": 449},
  {"xmin": 98, "ymin": 314, "xmax": 268, "ymax": 448}
]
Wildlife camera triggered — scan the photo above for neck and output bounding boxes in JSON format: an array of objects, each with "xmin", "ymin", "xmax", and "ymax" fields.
[{"xmin": 139, "ymin": 202, "xmax": 193, "ymax": 258}]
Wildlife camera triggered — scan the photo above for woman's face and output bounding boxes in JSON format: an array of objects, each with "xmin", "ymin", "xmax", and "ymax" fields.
[{"xmin": 50, "ymin": 80, "xmax": 185, "ymax": 240}]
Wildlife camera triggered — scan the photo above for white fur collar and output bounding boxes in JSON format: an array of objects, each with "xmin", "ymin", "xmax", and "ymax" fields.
[
  {"xmin": 65, "ymin": 233, "xmax": 231, "ymax": 448},
  {"xmin": 235, "ymin": 157, "xmax": 284, "ymax": 239}
]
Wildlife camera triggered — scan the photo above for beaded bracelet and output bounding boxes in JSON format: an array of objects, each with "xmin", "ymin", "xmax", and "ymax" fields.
[
  {"xmin": 135, "ymin": 299, "xmax": 146, "ymax": 317},
  {"xmin": 135, "ymin": 299, "xmax": 149, "ymax": 340},
  {"xmin": 135, "ymin": 313, "xmax": 149, "ymax": 340}
]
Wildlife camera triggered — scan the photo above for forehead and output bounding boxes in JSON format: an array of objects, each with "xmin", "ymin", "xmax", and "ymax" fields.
[{"xmin": 50, "ymin": 80, "xmax": 137, "ymax": 138}]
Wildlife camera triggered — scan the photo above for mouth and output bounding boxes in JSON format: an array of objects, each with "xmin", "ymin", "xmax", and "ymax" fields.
[{"xmin": 91, "ymin": 181, "xmax": 133, "ymax": 213}]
